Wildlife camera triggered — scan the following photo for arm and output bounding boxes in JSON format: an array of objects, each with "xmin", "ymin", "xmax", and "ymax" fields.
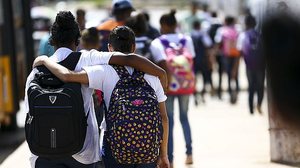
[
  {"xmin": 157, "ymin": 60, "xmax": 171, "ymax": 92},
  {"xmin": 109, "ymin": 53, "xmax": 168, "ymax": 90},
  {"xmin": 158, "ymin": 102, "xmax": 170, "ymax": 168},
  {"xmin": 32, "ymin": 56, "xmax": 89, "ymax": 84}
]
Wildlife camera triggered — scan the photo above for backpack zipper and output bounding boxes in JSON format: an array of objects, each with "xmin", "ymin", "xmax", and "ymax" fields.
[{"xmin": 26, "ymin": 113, "xmax": 34, "ymax": 124}]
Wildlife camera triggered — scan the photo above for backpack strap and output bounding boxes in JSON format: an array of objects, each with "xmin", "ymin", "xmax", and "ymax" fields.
[
  {"xmin": 35, "ymin": 52, "xmax": 81, "ymax": 87},
  {"xmin": 112, "ymin": 65, "xmax": 131, "ymax": 79},
  {"xmin": 159, "ymin": 35, "xmax": 170, "ymax": 48},
  {"xmin": 59, "ymin": 52, "xmax": 81, "ymax": 71},
  {"xmin": 179, "ymin": 37, "xmax": 187, "ymax": 47},
  {"xmin": 132, "ymin": 69, "xmax": 146, "ymax": 85},
  {"xmin": 36, "ymin": 52, "xmax": 81, "ymax": 73}
]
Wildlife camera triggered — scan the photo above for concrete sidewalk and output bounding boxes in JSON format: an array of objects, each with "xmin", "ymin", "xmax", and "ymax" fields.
[{"xmin": 0, "ymin": 92, "xmax": 298, "ymax": 168}]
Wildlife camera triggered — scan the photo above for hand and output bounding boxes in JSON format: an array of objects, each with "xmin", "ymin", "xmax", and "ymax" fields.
[
  {"xmin": 32, "ymin": 56, "xmax": 49, "ymax": 68},
  {"xmin": 157, "ymin": 155, "xmax": 170, "ymax": 168}
]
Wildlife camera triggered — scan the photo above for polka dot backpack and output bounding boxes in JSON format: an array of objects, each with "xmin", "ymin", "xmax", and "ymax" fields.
[{"xmin": 106, "ymin": 65, "xmax": 162, "ymax": 164}]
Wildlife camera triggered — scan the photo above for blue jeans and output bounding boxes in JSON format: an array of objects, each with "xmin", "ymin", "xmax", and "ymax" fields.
[
  {"xmin": 102, "ymin": 133, "xmax": 157, "ymax": 168},
  {"xmin": 166, "ymin": 95, "xmax": 192, "ymax": 162},
  {"xmin": 35, "ymin": 157, "xmax": 97, "ymax": 168}
]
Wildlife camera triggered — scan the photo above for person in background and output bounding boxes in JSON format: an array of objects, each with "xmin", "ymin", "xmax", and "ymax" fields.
[
  {"xmin": 80, "ymin": 27, "xmax": 104, "ymax": 132},
  {"xmin": 191, "ymin": 20, "xmax": 213, "ymax": 105},
  {"xmin": 142, "ymin": 11, "xmax": 160, "ymax": 40},
  {"xmin": 81, "ymin": 27, "xmax": 100, "ymax": 51},
  {"xmin": 76, "ymin": 9, "xmax": 86, "ymax": 31},
  {"xmin": 180, "ymin": 0, "xmax": 202, "ymax": 34},
  {"xmin": 150, "ymin": 9, "xmax": 195, "ymax": 168},
  {"xmin": 125, "ymin": 13, "xmax": 153, "ymax": 60},
  {"xmin": 237, "ymin": 15, "xmax": 265, "ymax": 114},
  {"xmin": 38, "ymin": 17, "xmax": 55, "ymax": 57},
  {"xmin": 208, "ymin": 11, "xmax": 223, "ymax": 99},
  {"xmin": 97, "ymin": 0, "xmax": 135, "ymax": 51},
  {"xmin": 215, "ymin": 16, "xmax": 240, "ymax": 104},
  {"xmin": 38, "ymin": 33, "xmax": 55, "ymax": 56}
]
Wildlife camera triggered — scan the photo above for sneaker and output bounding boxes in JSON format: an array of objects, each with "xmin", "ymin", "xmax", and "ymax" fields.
[
  {"xmin": 185, "ymin": 154, "xmax": 193, "ymax": 165},
  {"xmin": 257, "ymin": 105, "xmax": 263, "ymax": 114}
]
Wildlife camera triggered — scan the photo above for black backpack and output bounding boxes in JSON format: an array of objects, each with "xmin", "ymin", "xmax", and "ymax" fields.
[{"xmin": 25, "ymin": 52, "xmax": 88, "ymax": 158}]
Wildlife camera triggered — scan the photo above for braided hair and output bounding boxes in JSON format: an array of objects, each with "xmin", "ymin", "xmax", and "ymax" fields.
[{"xmin": 49, "ymin": 11, "xmax": 81, "ymax": 48}]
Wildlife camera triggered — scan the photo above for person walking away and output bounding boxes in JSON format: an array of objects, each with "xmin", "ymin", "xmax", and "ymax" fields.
[
  {"xmin": 208, "ymin": 11, "xmax": 223, "ymax": 99},
  {"xmin": 142, "ymin": 11, "xmax": 161, "ymax": 40},
  {"xmin": 237, "ymin": 15, "xmax": 265, "ymax": 114},
  {"xmin": 25, "ymin": 11, "xmax": 167, "ymax": 168},
  {"xmin": 150, "ymin": 9, "xmax": 195, "ymax": 167},
  {"xmin": 80, "ymin": 27, "xmax": 105, "ymax": 136},
  {"xmin": 180, "ymin": 1, "xmax": 202, "ymax": 34},
  {"xmin": 191, "ymin": 20, "xmax": 213, "ymax": 105},
  {"xmin": 125, "ymin": 13, "xmax": 153, "ymax": 61},
  {"xmin": 32, "ymin": 26, "xmax": 170, "ymax": 168},
  {"xmin": 97, "ymin": 0, "xmax": 135, "ymax": 51},
  {"xmin": 215, "ymin": 16, "xmax": 240, "ymax": 104}
]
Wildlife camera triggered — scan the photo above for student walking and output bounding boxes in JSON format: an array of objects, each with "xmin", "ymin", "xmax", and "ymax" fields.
[
  {"xmin": 125, "ymin": 13, "xmax": 153, "ymax": 60},
  {"xmin": 191, "ymin": 20, "xmax": 213, "ymax": 104},
  {"xmin": 150, "ymin": 9, "xmax": 195, "ymax": 168},
  {"xmin": 97, "ymin": 0, "xmax": 135, "ymax": 52},
  {"xmin": 25, "ymin": 11, "xmax": 167, "ymax": 168},
  {"xmin": 237, "ymin": 15, "xmax": 265, "ymax": 114},
  {"xmin": 32, "ymin": 26, "xmax": 170, "ymax": 168},
  {"xmin": 208, "ymin": 11, "xmax": 223, "ymax": 99},
  {"xmin": 215, "ymin": 16, "xmax": 241, "ymax": 104}
]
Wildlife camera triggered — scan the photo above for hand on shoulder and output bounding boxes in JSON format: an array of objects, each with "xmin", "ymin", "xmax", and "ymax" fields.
[{"xmin": 32, "ymin": 55, "xmax": 49, "ymax": 68}]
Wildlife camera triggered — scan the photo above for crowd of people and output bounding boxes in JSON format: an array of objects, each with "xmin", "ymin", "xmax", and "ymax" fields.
[{"xmin": 28, "ymin": 0, "xmax": 265, "ymax": 168}]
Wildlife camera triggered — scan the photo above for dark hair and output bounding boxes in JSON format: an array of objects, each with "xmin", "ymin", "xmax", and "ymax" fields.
[
  {"xmin": 142, "ymin": 11, "xmax": 150, "ymax": 22},
  {"xmin": 193, "ymin": 20, "xmax": 201, "ymax": 29},
  {"xmin": 211, "ymin": 11, "xmax": 218, "ymax": 18},
  {"xmin": 191, "ymin": 0, "xmax": 200, "ymax": 7},
  {"xmin": 50, "ymin": 11, "xmax": 80, "ymax": 47},
  {"xmin": 160, "ymin": 9, "xmax": 177, "ymax": 26},
  {"xmin": 108, "ymin": 26, "xmax": 135, "ymax": 53},
  {"xmin": 225, "ymin": 16, "xmax": 235, "ymax": 26},
  {"xmin": 81, "ymin": 27, "xmax": 100, "ymax": 45},
  {"xmin": 245, "ymin": 15, "xmax": 256, "ymax": 28},
  {"xmin": 76, "ymin": 9, "xmax": 85, "ymax": 17},
  {"xmin": 125, "ymin": 13, "xmax": 148, "ymax": 37}
]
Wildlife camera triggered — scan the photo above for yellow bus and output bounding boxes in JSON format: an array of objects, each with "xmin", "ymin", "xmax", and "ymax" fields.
[{"xmin": 0, "ymin": 0, "xmax": 34, "ymax": 132}]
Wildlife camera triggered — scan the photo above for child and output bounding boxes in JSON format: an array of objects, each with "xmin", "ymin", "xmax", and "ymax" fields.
[
  {"xmin": 32, "ymin": 26, "xmax": 170, "ymax": 168},
  {"xmin": 150, "ymin": 9, "xmax": 195, "ymax": 167},
  {"xmin": 26, "ymin": 11, "xmax": 166, "ymax": 168}
]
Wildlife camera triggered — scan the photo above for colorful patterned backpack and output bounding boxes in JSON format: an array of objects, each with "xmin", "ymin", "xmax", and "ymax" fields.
[
  {"xmin": 160, "ymin": 35, "xmax": 196, "ymax": 95},
  {"xmin": 106, "ymin": 65, "xmax": 162, "ymax": 164}
]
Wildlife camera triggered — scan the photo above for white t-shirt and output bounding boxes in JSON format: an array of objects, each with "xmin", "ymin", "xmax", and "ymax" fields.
[
  {"xmin": 236, "ymin": 32, "xmax": 246, "ymax": 51},
  {"xmin": 150, "ymin": 34, "xmax": 196, "ymax": 64},
  {"xmin": 24, "ymin": 47, "xmax": 115, "ymax": 167}
]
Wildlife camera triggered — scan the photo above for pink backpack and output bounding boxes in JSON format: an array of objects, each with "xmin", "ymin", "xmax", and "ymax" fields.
[
  {"xmin": 160, "ymin": 35, "xmax": 195, "ymax": 95},
  {"xmin": 222, "ymin": 27, "xmax": 240, "ymax": 57}
]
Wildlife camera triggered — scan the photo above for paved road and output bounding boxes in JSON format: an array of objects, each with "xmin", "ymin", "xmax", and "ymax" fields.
[{"xmin": 1, "ymin": 92, "xmax": 299, "ymax": 168}]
